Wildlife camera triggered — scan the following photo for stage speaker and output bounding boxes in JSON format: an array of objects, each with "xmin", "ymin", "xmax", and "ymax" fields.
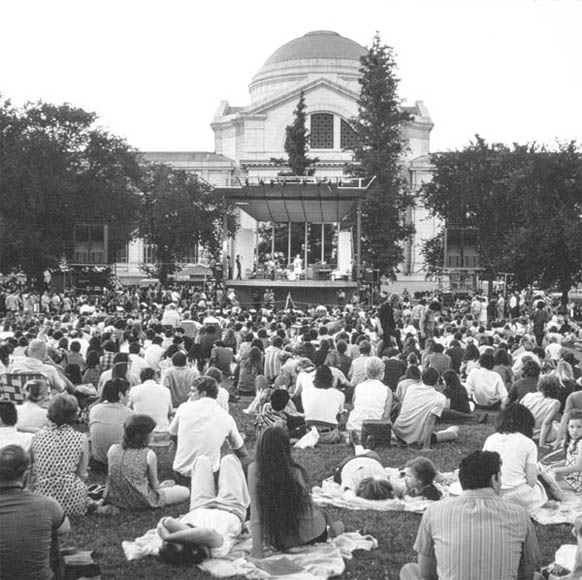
[{"xmin": 364, "ymin": 269, "xmax": 380, "ymax": 283}]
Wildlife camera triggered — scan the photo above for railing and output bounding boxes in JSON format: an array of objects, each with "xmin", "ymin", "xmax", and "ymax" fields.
[{"xmin": 232, "ymin": 175, "xmax": 375, "ymax": 189}]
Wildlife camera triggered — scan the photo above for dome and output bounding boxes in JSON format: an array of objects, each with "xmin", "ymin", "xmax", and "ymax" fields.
[
  {"xmin": 263, "ymin": 31, "xmax": 366, "ymax": 66},
  {"xmin": 249, "ymin": 31, "xmax": 365, "ymax": 103}
]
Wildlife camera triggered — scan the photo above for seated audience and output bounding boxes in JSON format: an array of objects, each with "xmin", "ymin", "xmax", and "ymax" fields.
[
  {"xmin": 465, "ymin": 352, "xmax": 507, "ymax": 408},
  {"xmin": 104, "ymin": 414, "xmax": 189, "ymax": 510},
  {"xmin": 128, "ymin": 368, "xmax": 173, "ymax": 438},
  {"xmin": 162, "ymin": 351, "xmax": 199, "ymax": 409},
  {"xmin": 483, "ymin": 404, "xmax": 548, "ymax": 511},
  {"xmin": 0, "ymin": 444, "xmax": 70, "ymax": 580},
  {"xmin": 16, "ymin": 379, "xmax": 50, "ymax": 433},
  {"xmin": 551, "ymin": 409, "xmax": 582, "ymax": 492},
  {"xmin": 393, "ymin": 367, "xmax": 459, "ymax": 450},
  {"xmin": 346, "ymin": 356, "xmax": 392, "ymax": 449},
  {"xmin": 0, "ymin": 400, "xmax": 34, "ymax": 452},
  {"xmin": 302, "ymin": 365, "xmax": 345, "ymax": 444},
  {"xmin": 31, "ymin": 394, "xmax": 91, "ymax": 516},
  {"xmin": 89, "ymin": 378, "xmax": 134, "ymax": 471},
  {"xmin": 249, "ymin": 427, "xmax": 329, "ymax": 558},
  {"xmin": 399, "ymin": 450, "xmax": 540, "ymax": 580}
]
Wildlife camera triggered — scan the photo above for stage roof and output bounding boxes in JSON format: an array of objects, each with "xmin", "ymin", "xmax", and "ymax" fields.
[{"xmin": 216, "ymin": 177, "xmax": 373, "ymax": 223}]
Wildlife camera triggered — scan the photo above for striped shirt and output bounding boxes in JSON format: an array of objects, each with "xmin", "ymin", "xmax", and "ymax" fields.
[
  {"xmin": 263, "ymin": 346, "xmax": 282, "ymax": 382},
  {"xmin": 414, "ymin": 489, "xmax": 540, "ymax": 580}
]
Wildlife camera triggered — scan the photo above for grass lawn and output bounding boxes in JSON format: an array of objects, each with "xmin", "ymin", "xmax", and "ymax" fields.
[{"xmin": 71, "ymin": 402, "xmax": 572, "ymax": 580}]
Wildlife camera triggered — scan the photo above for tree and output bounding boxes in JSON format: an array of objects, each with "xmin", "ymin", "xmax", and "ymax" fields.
[
  {"xmin": 284, "ymin": 92, "xmax": 318, "ymax": 176},
  {"xmin": 138, "ymin": 163, "xmax": 234, "ymax": 284},
  {"xmin": 0, "ymin": 98, "xmax": 142, "ymax": 281},
  {"xmin": 422, "ymin": 136, "xmax": 582, "ymax": 300},
  {"xmin": 348, "ymin": 33, "xmax": 414, "ymax": 277}
]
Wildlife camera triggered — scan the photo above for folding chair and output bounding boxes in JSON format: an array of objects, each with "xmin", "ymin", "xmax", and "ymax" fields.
[{"xmin": 0, "ymin": 373, "xmax": 48, "ymax": 405}]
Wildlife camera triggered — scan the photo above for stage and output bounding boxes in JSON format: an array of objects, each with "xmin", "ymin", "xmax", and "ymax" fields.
[{"xmin": 225, "ymin": 279, "xmax": 358, "ymax": 309}]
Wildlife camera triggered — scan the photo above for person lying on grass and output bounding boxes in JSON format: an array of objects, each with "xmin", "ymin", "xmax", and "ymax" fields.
[
  {"xmin": 334, "ymin": 451, "xmax": 442, "ymax": 501},
  {"xmin": 156, "ymin": 454, "xmax": 250, "ymax": 566}
]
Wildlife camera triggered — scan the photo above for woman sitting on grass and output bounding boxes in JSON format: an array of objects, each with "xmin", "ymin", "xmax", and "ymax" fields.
[
  {"xmin": 302, "ymin": 365, "xmax": 345, "ymax": 444},
  {"xmin": 345, "ymin": 357, "xmax": 392, "ymax": 450},
  {"xmin": 31, "ymin": 394, "xmax": 90, "ymax": 516},
  {"xmin": 249, "ymin": 426, "xmax": 333, "ymax": 559},
  {"xmin": 482, "ymin": 403, "xmax": 548, "ymax": 510},
  {"xmin": 104, "ymin": 414, "xmax": 189, "ymax": 510}
]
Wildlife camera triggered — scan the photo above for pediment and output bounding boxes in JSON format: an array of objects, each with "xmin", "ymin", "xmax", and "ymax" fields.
[{"xmin": 240, "ymin": 78, "xmax": 359, "ymax": 116}]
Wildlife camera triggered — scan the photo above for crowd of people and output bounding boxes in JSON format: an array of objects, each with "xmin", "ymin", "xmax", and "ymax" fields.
[{"xmin": 0, "ymin": 280, "xmax": 581, "ymax": 579}]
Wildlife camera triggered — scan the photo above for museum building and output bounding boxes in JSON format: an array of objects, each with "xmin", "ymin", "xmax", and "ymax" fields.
[{"xmin": 117, "ymin": 30, "xmax": 438, "ymax": 287}]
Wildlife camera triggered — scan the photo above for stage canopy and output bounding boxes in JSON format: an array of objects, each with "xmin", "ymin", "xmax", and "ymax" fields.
[{"xmin": 216, "ymin": 177, "xmax": 373, "ymax": 223}]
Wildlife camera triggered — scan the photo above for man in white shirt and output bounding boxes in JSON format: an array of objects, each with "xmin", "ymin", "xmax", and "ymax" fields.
[
  {"xmin": 144, "ymin": 336, "xmax": 165, "ymax": 372},
  {"xmin": 128, "ymin": 368, "xmax": 173, "ymax": 434},
  {"xmin": 348, "ymin": 341, "xmax": 372, "ymax": 387},
  {"xmin": 161, "ymin": 303, "xmax": 181, "ymax": 328},
  {"xmin": 465, "ymin": 352, "xmax": 508, "ymax": 408},
  {"xmin": 393, "ymin": 367, "xmax": 458, "ymax": 450},
  {"xmin": 169, "ymin": 376, "xmax": 248, "ymax": 481},
  {"xmin": 0, "ymin": 401, "xmax": 33, "ymax": 453},
  {"xmin": 10, "ymin": 339, "xmax": 69, "ymax": 394},
  {"xmin": 128, "ymin": 342, "xmax": 150, "ymax": 376}
]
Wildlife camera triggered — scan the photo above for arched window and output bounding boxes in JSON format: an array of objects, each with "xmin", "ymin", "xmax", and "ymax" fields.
[
  {"xmin": 340, "ymin": 119, "xmax": 358, "ymax": 151},
  {"xmin": 310, "ymin": 113, "xmax": 334, "ymax": 149}
]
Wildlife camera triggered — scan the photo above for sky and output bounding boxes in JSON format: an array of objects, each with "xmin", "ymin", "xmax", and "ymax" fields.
[{"xmin": 1, "ymin": 0, "xmax": 580, "ymax": 153}]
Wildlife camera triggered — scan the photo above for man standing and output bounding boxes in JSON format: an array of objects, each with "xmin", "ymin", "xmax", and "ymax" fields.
[
  {"xmin": 378, "ymin": 293, "xmax": 403, "ymax": 351},
  {"xmin": 235, "ymin": 255, "xmax": 242, "ymax": 280},
  {"xmin": 400, "ymin": 450, "xmax": 541, "ymax": 580},
  {"xmin": 169, "ymin": 376, "xmax": 248, "ymax": 481},
  {"xmin": 0, "ymin": 445, "xmax": 70, "ymax": 579}
]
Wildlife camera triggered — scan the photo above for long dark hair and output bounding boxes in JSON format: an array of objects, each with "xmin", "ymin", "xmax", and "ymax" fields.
[
  {"xmin": 255, "ymin": 427, "xmax": 312, "ymax": 549},
  {"xmin": 497, "ymin": 403, "xmax": 534, "ymax": 439}
]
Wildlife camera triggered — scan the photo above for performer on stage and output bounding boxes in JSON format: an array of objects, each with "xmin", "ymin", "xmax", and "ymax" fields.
[{"xmin": 292, "ymin": 255, "xmax": 303, "ymax": 278}]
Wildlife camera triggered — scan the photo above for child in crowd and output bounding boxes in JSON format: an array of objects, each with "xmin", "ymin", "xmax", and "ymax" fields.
[
  {"xmin": 255, "ymin": 389, "xmax": 306, "ymax": 439},
  {"xmin": 334, "ymin": 454, "xmax": 441, "ymax": 501},
  {"xmin": 393, "ymin": 457, "xmax": 442, "ymax": 501},
  {"xmin": 551, "ymin": 409, "xmax": 582, "ymax": 492}
]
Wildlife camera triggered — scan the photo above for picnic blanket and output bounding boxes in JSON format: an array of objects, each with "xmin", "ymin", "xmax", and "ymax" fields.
[
  {"xmin": 531, "ymin": 489, "xmax": 582, "ymax": 525},
  {"xmin": 311, "ymin": 468, "xmax": 455, "ymax": 513},
  {"xmin": 122, "ymin": 525, "xmax": 377, "ymax": 579}
]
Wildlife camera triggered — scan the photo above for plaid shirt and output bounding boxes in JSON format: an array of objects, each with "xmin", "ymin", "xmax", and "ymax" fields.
[{"xmin": 99, "ymin": 352, "xmax": 115, "ymax": 372}]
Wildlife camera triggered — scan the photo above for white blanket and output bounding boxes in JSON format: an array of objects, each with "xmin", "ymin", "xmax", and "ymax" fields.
[
  {"xmin": 311, "ymin": 468, "xmax": 453, "ymax": 513},
  {"xmin": 122, "ymin": 526, "xmax": 377, "ymax": 579},
  {"xmin": 531, "ymin": 489, "xmax": 582, "ymax": 525}
]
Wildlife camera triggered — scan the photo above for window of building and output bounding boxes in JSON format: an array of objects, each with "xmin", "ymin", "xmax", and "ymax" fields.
[
  {"xmin": 116, "ymin": 245, "xmax": 128, "ymax": 263},
  {"xmin": 340, "ymin": 119, "xmax": 358, "ymax": 150},
  {"xmin": 310, "ymin": 113, "xmax": 334, "ymax": 149},
  {"xmin": 177, "ymin": 244, "xmax": 199, "ymax": 264},
  {"xmin": 143, "ymin": 243, "xmax": 157, "ymax": 264}
]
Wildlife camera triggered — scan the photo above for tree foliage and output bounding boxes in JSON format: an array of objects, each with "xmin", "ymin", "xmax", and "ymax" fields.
[
  {"xmin": 137, "ymin": 163, "xmax": 234, "ymax": 284},
  {"xmin": 0, "ymin": 98, "xmax": 142, "ymax": 279},
  {"xmin": 422, "ymin": 136, "xmax": 582, "ymax": 295},
  {"xmin": 284, "ymin": 92, "xmax": 318, "ymax": 176},
  {"xmin": 348, "ymin": 33, "xmax": 413, "ymax": 277}
]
